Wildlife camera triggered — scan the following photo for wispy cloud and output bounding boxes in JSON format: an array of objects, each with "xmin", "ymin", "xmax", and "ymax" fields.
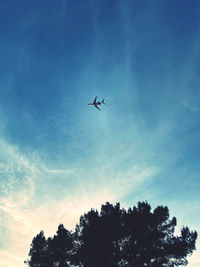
[{"xmin": 0, "ymin": 134, "xmax": 158, "ymax": 267}]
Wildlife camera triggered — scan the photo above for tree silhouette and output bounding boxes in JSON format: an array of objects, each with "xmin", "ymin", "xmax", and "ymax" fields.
[
  {"xmin": 25, "ymin": 201, "xmax": 197, "ymax": 267},
  {"xmin": 26, "ymin": 231, "xmax": 48, "ymax": 267},
  {"xmin": 120, "ymin": 202, "xmax": 197, "ymax": 266},
  {"xmin": 26, "ymin": 225, "xmax": 73, "ymax": 267},
  {"xmin": 47, "ymin": 224, "xmax": 73, "ymax": 266},
  {"xmin": 73, "ymin": 202, "xmax": 124, "ymax": 267}
]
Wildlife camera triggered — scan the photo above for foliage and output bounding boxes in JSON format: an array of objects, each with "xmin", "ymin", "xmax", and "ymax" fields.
[{"xmin": 25, "ymin": 202, "xmax": 197, "ymax": 267}]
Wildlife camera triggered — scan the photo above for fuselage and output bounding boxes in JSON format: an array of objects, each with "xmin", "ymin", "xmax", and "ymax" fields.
[{"xmin": 88, "ymin": 102, "xmax": 101, "ymax": 106}]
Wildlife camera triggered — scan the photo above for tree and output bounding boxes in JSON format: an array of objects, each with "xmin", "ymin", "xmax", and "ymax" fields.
[
  {"xmin": 121, "ymin": 202, "xmax": 197, "ymax": 266},
  {"xmin": 26, "ymin": 201, "xmax": 197, "ymax": 267},
  {"xmin": 47, "ymin": 224, "xmax": 73, "ymax": 267},
  {"xmin": 73, "ymin": 202, "xmax": 124, "ymax": 267},
  {"xmin": 25, "ymin": 225, "xmax": 73, "ymax": 267},
  {"xmin": 26, "ymin": 231, "xmax": 48, "ymax": 267}
]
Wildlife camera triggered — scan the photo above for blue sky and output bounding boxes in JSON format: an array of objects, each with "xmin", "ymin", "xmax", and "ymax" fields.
[{"xmin": 0, "ymin": 0, "xmax": 200, "ymax": 266}]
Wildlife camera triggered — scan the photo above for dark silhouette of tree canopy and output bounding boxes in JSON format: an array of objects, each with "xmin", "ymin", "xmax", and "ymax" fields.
[
  {"xmin": 25, "ymin": 225, "xmax": 73, "ymax": 267},
  {"xmin": 25, "ymin": 202, "xmax": 197, "ymax": 267}
]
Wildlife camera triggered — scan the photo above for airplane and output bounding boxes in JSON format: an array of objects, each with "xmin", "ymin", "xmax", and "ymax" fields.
[{"xmin": 88, "ymin": 96, "xmax": 105, "ymax": 111}]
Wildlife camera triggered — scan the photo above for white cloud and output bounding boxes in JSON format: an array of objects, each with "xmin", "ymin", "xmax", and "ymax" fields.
[
  {"xmin": 1, "ymin": 133, "xmax": 198, "ymax": 267},
  {"xmin": 0, "ymin": 185, "xmax": 118, "ymax": 267},
  {"xmin": 0, "ymin": 135, "xmax": 159, "ymax": 267}
]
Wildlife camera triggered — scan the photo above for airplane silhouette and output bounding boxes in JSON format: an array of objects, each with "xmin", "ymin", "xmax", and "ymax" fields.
[{"xmin": 88, "ymin": 96, "xmax": 105, "ymax": 111}]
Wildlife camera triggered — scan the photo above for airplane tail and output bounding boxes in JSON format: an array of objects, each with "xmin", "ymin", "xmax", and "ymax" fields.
[{"xmin": 102, "ymin": 99, "xmax": 105, "ymax": 104}]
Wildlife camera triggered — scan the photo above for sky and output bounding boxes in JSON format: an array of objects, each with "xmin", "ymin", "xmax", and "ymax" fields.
[{"xmin": 0, "ymin": 0, "xmax": 200, "ymax": 266}]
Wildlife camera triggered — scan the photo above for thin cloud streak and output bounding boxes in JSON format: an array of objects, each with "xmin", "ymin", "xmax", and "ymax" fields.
[{"xmin": 0, "ymin": 135, "xmax": 158, "ymax": 267}]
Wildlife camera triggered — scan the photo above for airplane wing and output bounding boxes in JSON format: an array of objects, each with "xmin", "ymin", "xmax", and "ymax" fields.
[
  {"xmin": 93, "ymin": 96, "xmax": 97, "ymax": 104},
  {"xmin": 95, "ymin": 105, "xmax": 101, "ymax": 111}
]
